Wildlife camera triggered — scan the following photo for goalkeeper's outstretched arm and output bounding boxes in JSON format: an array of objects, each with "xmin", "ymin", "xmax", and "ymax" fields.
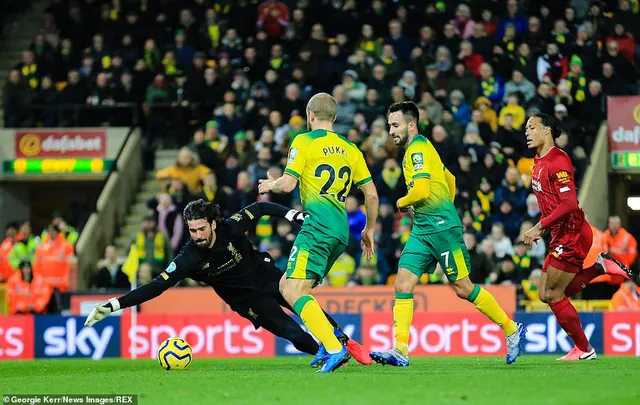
[{"xmin": 84, "ymin": 259, "xmax": 188, "ymax": 327}]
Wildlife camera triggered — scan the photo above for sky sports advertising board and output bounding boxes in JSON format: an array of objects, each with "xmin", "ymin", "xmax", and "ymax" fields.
[{"xmin": 1, "ymin": 312, "xmax": 639, "ymax": 360}]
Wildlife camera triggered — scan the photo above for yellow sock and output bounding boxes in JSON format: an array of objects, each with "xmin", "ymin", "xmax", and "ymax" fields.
[
  {"xmin": 293, "ymin": 295, "xmax": 342, "ymax": 352},
  {"xmin": 393, "ymin": 292, "xmax": 414, "ymax": 356},
  {"xmin": 469, "ymin": 285, "xmax": 518, "ymax": 336}
]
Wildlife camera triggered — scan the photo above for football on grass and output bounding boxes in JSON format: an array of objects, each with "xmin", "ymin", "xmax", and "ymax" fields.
[{"xmin": 157, "ymin": 337, "xmax": 192, "ymax": 370}]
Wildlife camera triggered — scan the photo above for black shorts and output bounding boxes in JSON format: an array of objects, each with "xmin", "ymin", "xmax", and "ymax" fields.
[{"xmin": 232, "ymin": 252, "xmax": 293, "ymax": 328}]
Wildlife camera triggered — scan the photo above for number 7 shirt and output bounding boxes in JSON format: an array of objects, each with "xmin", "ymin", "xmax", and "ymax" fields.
[{"xmin": 401, "ymin": 134, "xmax": 462, "ymax": 235}]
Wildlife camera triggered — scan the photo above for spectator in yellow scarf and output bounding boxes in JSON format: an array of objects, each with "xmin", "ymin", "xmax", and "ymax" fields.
[{"xmin": 563, "ymin": 55, "xmax": 586, "ymax": 103}]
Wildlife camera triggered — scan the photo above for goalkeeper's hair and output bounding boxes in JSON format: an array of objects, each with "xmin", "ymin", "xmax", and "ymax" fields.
[
  {"xmin": 533, "ymin": 112, "xmax": 562, "ymax": 139},
  {"xmin": 388, "ymin": 101, "xmax": 419, "ymax": 126},
  {"xmin": 183, "ymin": 199, "xmax": 222, "ymax": 224}
]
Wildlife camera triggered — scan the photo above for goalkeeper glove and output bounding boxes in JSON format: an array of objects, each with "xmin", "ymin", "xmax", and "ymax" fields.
[
  {"xmin": 84, "ymin": 297, "xmax": 120, "ymax": 327},
  {"xmin": 285, "ymin": 209, "xmax": 308, "ymax": 226}
]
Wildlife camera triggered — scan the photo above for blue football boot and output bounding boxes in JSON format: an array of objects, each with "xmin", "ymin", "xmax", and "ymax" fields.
[
  {"xmin": 369, "ymin": 348, "xmax": 409, "ymax": 367},
  {"xmin": 310, "ymin": 345, "xmax": 327, "ymax": 368},
  {"xmin": 317, "ymin": 347, "xmax": 351, "ymax": 373},
  {"xmin": 506, "ymin": 322, "xmax": 527, "ymax": 365}
]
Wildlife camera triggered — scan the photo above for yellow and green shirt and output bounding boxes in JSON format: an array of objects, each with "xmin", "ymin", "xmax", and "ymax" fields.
[
  {"xmin": 402, "ymin": 134, "xmax": 462, "ymax": 234},
  {"xmin": 285, "ymin": 129, "xmax": 372, "ymax": 245}
]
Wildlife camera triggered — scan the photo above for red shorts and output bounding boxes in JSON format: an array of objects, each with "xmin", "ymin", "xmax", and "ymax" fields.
[{"xmin": 542, "ymin": 221, "xmax": 593, "ymax": 273}]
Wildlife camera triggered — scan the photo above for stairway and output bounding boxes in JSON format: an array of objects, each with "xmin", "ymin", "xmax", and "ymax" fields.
[
  {"xmin": 113, "ymin": 149, "xmax": 179, "ymax": 258},
  {"xmin": 0, "ymin": 1, "xmax": 49, "ymax": 126}
]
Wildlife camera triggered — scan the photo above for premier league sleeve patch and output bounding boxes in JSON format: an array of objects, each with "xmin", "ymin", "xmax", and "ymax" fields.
[
  {"xmin": 166, "ymin": 262, "xmax": 177, "ymax": 273},
  {"xmin": 287, "ymin": 147, "xmax": 298, "ymax": 165},
  {"xmin": 411, "ymin": 152, "xmax": 424, "ymax": 171}
]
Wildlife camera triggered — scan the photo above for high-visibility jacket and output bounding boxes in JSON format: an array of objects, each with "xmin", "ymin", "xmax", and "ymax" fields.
[
  {"xmin": 33, "ymin": 234, "xmax": 74, "ymax": 292},
  {"xmin": 6, "ymin": 272, "xmax": 52, "ymax": 314},
  {"xmin": 41, "ymin": 226, "xmax": 78, "ymax": 245},
  {"xmin": 610, "ymin": 284, "xmax": 640, "ymax": 311},
  {"xmin": 603, "ymin": 227, "xmax": 638, "ymax": 268},
  {"xmin": 9, "ymin": 235, "xmax": 40, "ymax": 269},
  {"xmin": 588, "ymin": 224, "xmax": 627, "ymax": 285},
  {"xmin": 0, "ymin": 237, "xmax": 16, "ymax": 283}
]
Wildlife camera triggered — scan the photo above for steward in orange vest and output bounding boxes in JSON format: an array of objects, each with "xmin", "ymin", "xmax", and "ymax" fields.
[
  {"xmin": 33, "ymin": 225, "xmax": 74, "ymax": 292},
  {"xmin": 611, "ymin": 277, "xmax": 640, "ymax": 311},
  {"xmin": 6, "ymin": 260, "xmax": 52, "ymax": 314},
  {"xmin": 602, "ymin": 216, "xmax": 637, "ymax": 285},
  {"xmin": 0, "ymin": 222, "xmax": 19, "ymax": 283}
]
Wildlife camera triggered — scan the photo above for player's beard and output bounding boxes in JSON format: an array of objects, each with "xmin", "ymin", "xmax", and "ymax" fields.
[
  {"xmin": 392, "ymin": 131, "xmax": 408, "ymax": 147},
  {"xmin": 195, "ymin": 238, "xmax": 209, "ymax": 249},
  {"xmin": 194, "ymin": 233, "xmax": 213, "ymax": 249}
]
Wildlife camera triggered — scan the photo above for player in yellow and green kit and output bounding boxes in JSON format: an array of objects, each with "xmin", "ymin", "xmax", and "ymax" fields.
[
  {"xmin": 369, "ymin": 101, "xmax": 526, "ymax": 366},
  {"xmin": 258, "ymin": 92, "xmax": 379, "ymax": 373}
]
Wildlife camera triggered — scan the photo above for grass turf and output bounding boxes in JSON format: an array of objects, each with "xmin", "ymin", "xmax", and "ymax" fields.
[{"xmin": 2, "ymin": 356, "xmax": 639, "ymax": 405}]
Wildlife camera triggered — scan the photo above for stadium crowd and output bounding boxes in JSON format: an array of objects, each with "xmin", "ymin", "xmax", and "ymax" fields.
[{"xmin": 2, "ymin": 0, "xmax": 640, "ymax": 307}]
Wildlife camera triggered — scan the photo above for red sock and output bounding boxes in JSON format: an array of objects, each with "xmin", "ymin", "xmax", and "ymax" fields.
[
  {"xmin": 549, "ymin": 297, "xmax": 590, "ymax": 352},
  {"xmin": 564, "ymin": 264, "xmax": 602, "ymax": 297}
]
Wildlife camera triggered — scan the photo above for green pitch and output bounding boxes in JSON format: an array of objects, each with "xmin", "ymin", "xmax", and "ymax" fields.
[{"xmin": 2, "ymin": 357, "xmax": 639, "ymax": 405}]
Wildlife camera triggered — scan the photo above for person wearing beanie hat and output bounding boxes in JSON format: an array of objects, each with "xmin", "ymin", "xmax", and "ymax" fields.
[
  {"xmin": 474, "ymin": 96, "xmax": 499, "ymax": 132},
  {"xmin": 342, "ymin": 69, "xmax": 367, "ymax": 102},
  {"xmin": 447, "ymin": 89, "xmax": 471, "ymax": 125},
  {"xmin": 398, "ymin": 70, "xmax": 418, "ymax": 100},
  {"xmin": 564, "ymin": 55, "xmax": 586, "ymax": 102},
  {"xmin": 287, "ymin": 115, "xmax": 306, "ymax": 141},
  {"xmin": 205, "ymin": 119, "xmax": 229, "ymax": 155},
  {"xmin": 234, "ymin": 130, "xmax": 246, "ymax": 141}
]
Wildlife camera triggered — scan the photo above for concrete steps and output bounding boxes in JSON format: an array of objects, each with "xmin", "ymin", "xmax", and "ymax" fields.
[{"xmin": 113, "ymin": 149, "xmax": 180, "ymax": 258}]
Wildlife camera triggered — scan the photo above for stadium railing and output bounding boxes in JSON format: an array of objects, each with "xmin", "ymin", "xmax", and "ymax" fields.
[{"xmin": 11, "ymin": 103, "xmax": 140, "ymax": 128}]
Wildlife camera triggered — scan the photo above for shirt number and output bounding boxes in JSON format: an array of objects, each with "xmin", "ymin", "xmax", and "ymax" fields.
[
  {"xmin": 288, "ymin": 246, "xmax": 298, "ymax": 262},
  {"xmin": 315, "ymin": 164, "xmax": 352, "ymax": 203},
  {"xmin": 441, "ymin": 251, "xmax": 450, "ymax": 268}
]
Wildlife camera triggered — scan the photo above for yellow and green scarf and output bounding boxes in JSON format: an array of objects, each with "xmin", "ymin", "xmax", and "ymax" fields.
[{"xmin": 481, "ymin": 77, "xmax": 496, "ymax": 97}]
